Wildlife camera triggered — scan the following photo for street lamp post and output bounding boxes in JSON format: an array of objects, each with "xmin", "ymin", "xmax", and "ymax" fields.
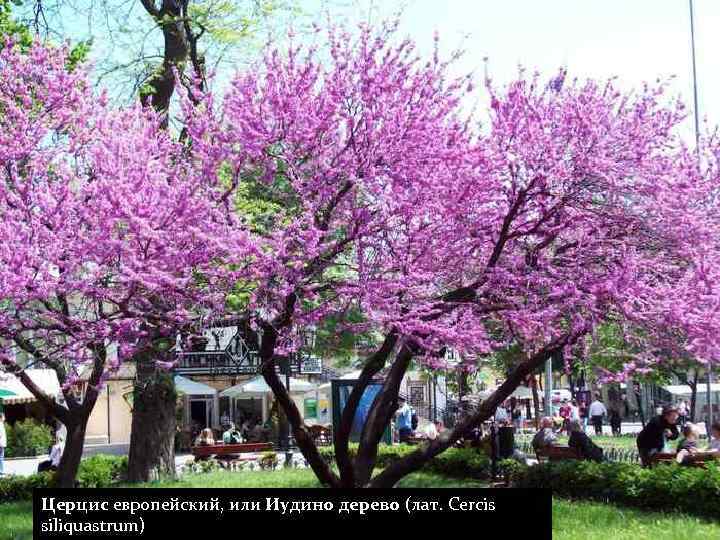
[
  {"xmin": 280, "ymin": 326, "xmax": 317, "ymax": 467},
  {"xmin": 283, "ymin": 362, "xmax": 292, "ymax": 467}
]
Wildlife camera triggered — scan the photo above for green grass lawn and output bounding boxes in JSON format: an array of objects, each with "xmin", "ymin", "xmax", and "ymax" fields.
[
  {"xmin": 125, "ymin": 467, "xmax": 488, "ymax": 488},
  {"xmin": 553, "ymin": 498, "xmax": 720, "ymax": 540},
  {"xmin": 0, "ymin": 501, "xmax": 32, "ymax": 540},
  {"xmin": 517, "ymin": 433, "xmax": 640, "ymax": 450},
  {"xmin": 576, "ymin": 435, "xmax": 639, "ymax": 450}
]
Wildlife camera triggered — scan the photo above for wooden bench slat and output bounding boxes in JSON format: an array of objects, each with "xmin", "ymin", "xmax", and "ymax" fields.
[
  {"xmin": 651, "ymin": 451, "xmax": 719, "ymax": 468},
  {"xmin": 191, "ymin": 442, "xmax": 273, "ymax": 458},
  {"xmin": 535, "ymin": 445, "xmax": 581, "ymax": 461}
]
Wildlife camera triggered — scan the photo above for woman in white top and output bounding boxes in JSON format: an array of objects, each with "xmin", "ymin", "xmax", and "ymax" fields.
[
  {"xmin": 709, "ymin": 422, "xmax": 720, "ymax": 451},
  {"xmin": 49, "ymin": 436, "xmax": 64, "ymax": 468},
  {"xmin": 0, "ymin": 413, "xmax": 6, "ymax": 476}
]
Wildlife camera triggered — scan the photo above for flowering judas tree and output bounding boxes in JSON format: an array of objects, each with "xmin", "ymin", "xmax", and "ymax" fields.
[
  {"xmin": 594, "ymin": 139, "xmax": 720, "ymax": 417},
  {"xmin": 181, "ymin": 22, "xmax": 720, "ymax": 488},
  {"xmin": 0, "ymin": 41, "xmax": 249, "ymax": 487}
]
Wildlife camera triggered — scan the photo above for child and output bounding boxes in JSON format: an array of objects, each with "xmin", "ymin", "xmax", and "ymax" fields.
[
  {"xmin": 676, "ymin": 423, "xmax": 700, "ymax": 464},
  {"xmin": 708, "ymin": 421, "xmax": 720, "ymax": 452}
]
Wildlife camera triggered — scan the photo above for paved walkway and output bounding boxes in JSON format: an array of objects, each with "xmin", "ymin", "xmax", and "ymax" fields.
[
  {"xmin": 1, "ymin": 444, "xmax": 194, "ymax": 478},
  {"xmin": 1, "ymin": 446, "xmax": 307, "ymax": 478}
]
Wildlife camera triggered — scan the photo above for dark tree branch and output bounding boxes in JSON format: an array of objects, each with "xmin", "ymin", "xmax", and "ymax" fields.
[
  {"xmin": 368, "ymin": 331, "xmax": 583, "ymax": 488},
  {"xmin": 334, "ymin": 330, "xmax": 398, "ymax": 487}
]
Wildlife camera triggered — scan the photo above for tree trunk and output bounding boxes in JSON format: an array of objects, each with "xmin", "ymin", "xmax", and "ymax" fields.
[
  {"xmin": 127, "ymin": 359, "xmax": 177, "ymax": 483},
  {"xmin": 6, "ymin": 340, "xmax": 106, "ymax": 488},
  {"xmin": 258, "ymin": 318, "xmax": 340, "ymax": 488},
  {"xmin": 139, "ymin": 0, "xmax": 190, "ymax": 121},
  {"xmin": 354, "ymin": 343, "xmax": 415, "ymax": 486},
  {"xmin": 332, "ymin": 332, "xmax": 398, "ymax": 487},
  {"xmin": 368, "ymin": 337, "xmax": 574, "ymax": 488},
  {"xmin": 55, "ymin": 420, "xmax": 88, "ymax": 488}
]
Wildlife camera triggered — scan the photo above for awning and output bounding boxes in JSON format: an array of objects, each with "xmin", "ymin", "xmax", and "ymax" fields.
[
  {"xmin": 663, "ymin": 384, "xmax": 720, "ymax": 396},
  {"xmin": 0, "ymin": 369, "xmax": 61, "ymax": 405},
  {"xmin": 220, "ymin": 375, "xmax": 316, "ymax": 399},
  {"xmin": 174, "ymin": 376, "xmax": 217, "ymax": 397}
]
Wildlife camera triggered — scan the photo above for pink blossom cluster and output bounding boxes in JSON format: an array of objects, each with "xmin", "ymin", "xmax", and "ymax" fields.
[
  {"xmin": 181, "ymin": 24, "xmax": 720, "ymax": 371},
  {"xmin": 0, "ymin": 41, "xmax": 252, "ymax": 383}
]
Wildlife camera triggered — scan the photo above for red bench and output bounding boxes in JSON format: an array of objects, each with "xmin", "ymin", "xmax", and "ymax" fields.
[
  {"xmin": 535, "ymin": 445, "xmax": 581, "ymax": 463},
  {"xmin": 651, "ymin": 451, "xmax": 719, "ymax": 468},
  {"xmin": 191, "ymin": 442, "xmax": 273, "ymax": 459}
]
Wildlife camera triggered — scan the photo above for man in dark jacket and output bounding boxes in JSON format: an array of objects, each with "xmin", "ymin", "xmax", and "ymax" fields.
[
  {"xmin": 637, "ymin": 405, "xmax": 680, "ymax": 467},
  {"xmin": 568, "ymin": 420, "xmax": 604, "ymax": 462}
]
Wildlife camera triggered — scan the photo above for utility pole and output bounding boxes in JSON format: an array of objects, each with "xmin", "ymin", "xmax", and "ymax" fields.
[
  {"xmin": 688, "ymin": 0, "xmax": 713, "ymax": 432},
  {"xmin": 545, "ymin": 358, "xmax": 553, "ymax": 417}
]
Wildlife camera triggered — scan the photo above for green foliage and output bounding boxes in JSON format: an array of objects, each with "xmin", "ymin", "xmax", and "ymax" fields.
[
  {"xmin": 75, "ymin": 454, "xmax": 128, "ymax": 488},
  {"xmin": 182, "ymin": 457, "xmax": 222, "ymax": 475},
  {"xmin": 313, "ymin": 307, "xmax": 376, "ymax": 364},
  {"xmin": 317, "ymin": 444, "xmax": 492, "ymax": 479},
  {"xmin": 5, "ymin": 419, "xmax": 53, "ymax": 458},
  {"xmin": 187, "ymin": 0, "xmax": 301, "ymax": 47},
  {"xmin": 66, "ymin": 39, "xmax": 92, "ymax": 71},
  {"xmin": 511, "ymin": 460, "xmax": 720, "ymax": 520},
  {"xmin": 0, "ymin": 0, "xmax": 91, "ymax": 69},
  {"xmin": 0, "ymin": 472, "xmax": 54, "ymax": 501},
  {"xmin": 0, "ymin": 0, "xmax": 31, "ymax": 50},
  {"xmin": 0, "ymin": 455, "xmax": 128, "ymax": 501}
]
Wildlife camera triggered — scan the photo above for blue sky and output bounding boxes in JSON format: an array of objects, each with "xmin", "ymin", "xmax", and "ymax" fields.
[
  {"xmin": 315, "ymin": 0, "xmax": 720, "ymax": 140},
  {"xmin": 54, "ymin": 0, "xmax": 720, "ymax": 140}
]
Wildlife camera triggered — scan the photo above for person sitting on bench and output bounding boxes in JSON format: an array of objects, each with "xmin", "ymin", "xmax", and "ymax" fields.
[
  {"xmin": 708, "ymin": 421, "xmax": 720, "ymax": 452},
  {"xmin": 38, "ymin": 435, "xmax": 64, "ymax": 473},
  {"xmin": 222, "ymin": 423, "xmax": 243, "ymax": 444},
  {"xmin": 568, "ymin": 420, "xmax": 604, "ymax": 462},
  {"xmin": 676, "ymin": 423, "xmax": 700, "ymax": 465},
  {"xmin": 637, "ymin": 405, "xmax": 679, "ymax": 467},
  {"xmin": 532, "ymin": 417, "xmax": 558, "ymax": 451}
]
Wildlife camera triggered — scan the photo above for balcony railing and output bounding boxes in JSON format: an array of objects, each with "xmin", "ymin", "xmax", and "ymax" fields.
[
  {"xmin": 176, "ymin": 349, "xmax": 261, "ymax": 376},
  {"xmin": 175, "ymin": 350, "xmax": 322, "ymax": 376}
]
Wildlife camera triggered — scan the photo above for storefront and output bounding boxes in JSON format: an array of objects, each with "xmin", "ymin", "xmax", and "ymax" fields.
[
  {"xmin": 0, "ymin": 369, "xmax": 62, "ymax": 428},
  {"xmin": 219, "ymin": 375, "xmax": 316, "ymax": 426},
  {"xmin": 176, "ymin": 375, "xmax": 219, "ymax": 434}
]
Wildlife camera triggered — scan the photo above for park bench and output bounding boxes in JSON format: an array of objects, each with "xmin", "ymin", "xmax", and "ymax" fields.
[
  {"xmin": 191, "ymin": 442, "xmax": 273, "ymax": 459},
  {"xmin": 650, "ymin": 451, "xmax": 719, "ymax": 468},
  {"xmin": 535, "ymin": 445, "xmax": 582, "ymax": 463}
]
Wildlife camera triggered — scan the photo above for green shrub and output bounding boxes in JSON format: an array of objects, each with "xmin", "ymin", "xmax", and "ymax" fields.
[
  {"xmin": 5, "ymin": 419, "xmax": 53, "ymax": 458},
  {"xmin": 318, "ymin": 443, "xmax": 491, "ymax": 479},
  {"xmin": 76, "ymin": 454, "xmax": 128, "ymax": 488},
  {"xmin": 0, "ymin": 454, "xmax": 128, "ymax": 501},
  {"xmin": 183, "ymin": 457, "xmax": 222, "ymax": 475},
  {"xmin": 259, "ymin": 451, "xmax": 278, "ymax": 470},
  {"xmin": 0, "ymin": 472, "xmax": 54, "ymax": 501},
  {"xmin": 511, "ymin": 460, "xmax": 720, "ymax": 520}
]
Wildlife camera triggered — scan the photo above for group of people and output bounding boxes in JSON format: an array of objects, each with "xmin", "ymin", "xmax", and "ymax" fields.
[
  {"xmin": 636, "ymin": 405, "xmax": 720, "ymax": 466},
  {"xmin": 491, "ymin": 394, "xmax": 622, "ymax": 437},
  {"xmin": 394, "ymin": 397, "xmax": 445, "ymax": 442},
  {"xmin": 193, "ymin": 416, "xmax": 271, "ymax": 448},
  {"xmin": 531, "ymin": 416, "xmax": 605, "ymax": 462}
]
